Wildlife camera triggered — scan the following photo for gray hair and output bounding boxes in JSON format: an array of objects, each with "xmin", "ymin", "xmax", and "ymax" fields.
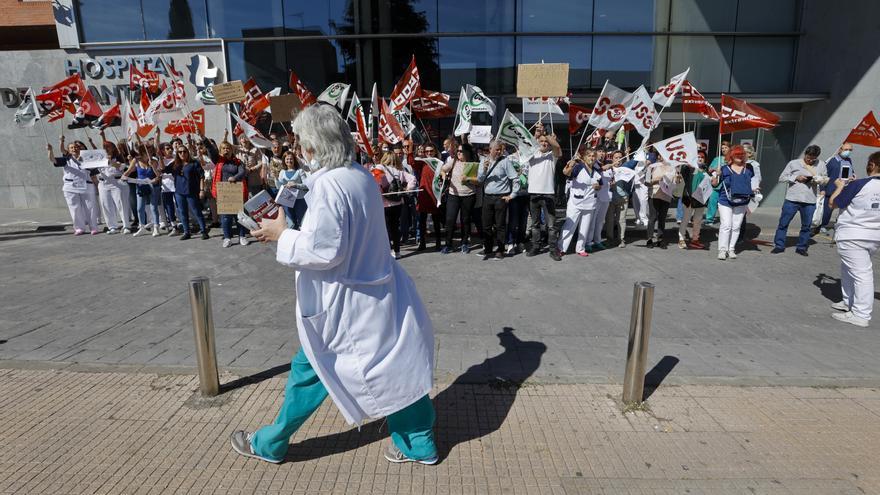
[{"xmin": 291, "ymin": 104, "xmax": 355, "ymax": 170}]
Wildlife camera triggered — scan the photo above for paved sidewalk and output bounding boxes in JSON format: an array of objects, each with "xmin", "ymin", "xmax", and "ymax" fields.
[{"xmin": 1, "ymin": 367, "xmax": 878, "ymax": 494}]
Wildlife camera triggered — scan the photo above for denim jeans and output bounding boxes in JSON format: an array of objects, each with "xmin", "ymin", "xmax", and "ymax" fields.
[
  {"xmin": 136, "ymin": 186, "xmax": 161, "ymax": 226},
  {"xmin": 774, "ymin": 199, "xmax": 816, "ymax": 251},
  {"xmin": 528, "ymin": 194, "xmax": 558, "ymax": 248},
  {"xmin": 220, "ymin": 214, "xmax": 249, "ymax": 239},
  {"xmin": 174, "ymin": 193, "xmax": 206, "ymax": 235},
  {"xmin": 283, "ymin": 198, "xmax": 308, "ymax": 230},
  {"xmin": 161, "ymin": 191, "xmax": 176, "ymax": 224},
  {"xmin": 506, "ymin": 195, "xmax": 529, "ymax": 245}
]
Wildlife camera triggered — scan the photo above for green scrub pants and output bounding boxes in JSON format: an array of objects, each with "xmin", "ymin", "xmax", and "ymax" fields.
[{"xmin": 250, "ymin": 348, "xmax": 438, "ymax": 462}]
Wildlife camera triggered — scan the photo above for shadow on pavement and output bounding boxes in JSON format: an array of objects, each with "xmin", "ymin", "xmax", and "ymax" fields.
[
  {"xmin": 284, "ymin": 327, "xmax": 546, "ymax": 464},
  {"xmin": 642, "ymin": 355, "xmax": 679, "ymax": 401},
  {"xmin": 814, "ymin": 273, "xmax": 880, "ymax": 302},
  {"xmin": 220, "ymin": 363, "xmax": 290, "ymax": 393}
]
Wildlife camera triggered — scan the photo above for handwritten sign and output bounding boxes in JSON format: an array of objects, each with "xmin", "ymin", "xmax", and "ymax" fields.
[
  {"xmin": 79, "ymin": 149, "xmax": 108, "ymax": 169},
  {"xmin": 516, "ymin": 63, "xmax": 569, "ymax": 98},
  {"xmin": 216, "ymin": 181, "xmax": 243, "ymax": 214},
  {"xmin": 212, "ymin": 80, "xmax": 246, "ymax": 105},
  {"xmin": 270, "ymin": 94, "xmax": 302, "ymax": 123}
]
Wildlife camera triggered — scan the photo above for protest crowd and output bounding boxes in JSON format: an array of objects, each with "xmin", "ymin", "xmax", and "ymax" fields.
[{"xmin": 18, "ymin": 55, "xmax": 880, "ymax": 328}]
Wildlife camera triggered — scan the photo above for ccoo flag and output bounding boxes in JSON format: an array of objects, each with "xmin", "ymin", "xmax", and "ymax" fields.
[
  {"xmin": 720, "ymin": 95, "xmax": 779, "ymax": 134},
  {"xmin": 844, "ymin": 112, "xmax": 880, "ymax": 148},
  {"xmin": 389, "ymin": 55, "xmax": 421, "ymax": 111}
]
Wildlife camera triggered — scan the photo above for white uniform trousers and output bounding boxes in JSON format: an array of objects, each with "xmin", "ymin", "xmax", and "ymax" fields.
[
  {"xmin": 837, "ymin": 239, "xmax": 880, "ymax": 321},
  {"xmin": 590, "ymin": 201, "xmax": 610, "ymax": 245},
  {"xmin": 99, "ymin": 182, "xmax": 131, "ymax": 230},
  {"xmin": 84, "ymin": 184, "xmax": 100, "ymax": 231},
  {"xmin": 718, "ymin": 204, "xmax": 746, "ymax": 253},
  {"xmin": 63, "ymin": 190, "xmax": 89, "ymax": 231},
  {"xmin": 632, "ymin": 182, "xmax": 649, "ymax": 225},
  {"xmin": 558, "ymin": 204, "xmax": 594, "ymax": 254}
]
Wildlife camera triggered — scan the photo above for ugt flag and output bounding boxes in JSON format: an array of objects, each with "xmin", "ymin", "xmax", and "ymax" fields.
[
  {"xmin": 652, "ymin": 68, "xmax": 690, "ymax": 108},
  {"xmin": 720, "ymin": 95, "xmax": 779, "ymax": 134},
  {"xmin": 589, "ymin": 81, "xmax": 633, "ymax": 131},
  {"xmin": 844, "ymin": 112, "xmax": 880, "ymax": 148},
  {"xmin": 390, "ymin": 55, "xmax": 421, "ymax": 111},
  {"xmin": 654, "ymin": 131, "xmax": 700, "ymax": 169},
  {"xmin": 495, "ymin": 109, "xmax": 539, "ymax": 158}
]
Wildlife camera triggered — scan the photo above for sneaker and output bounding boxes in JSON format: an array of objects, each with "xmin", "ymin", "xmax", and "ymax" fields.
[
  {"xmin": 460, "ymin": 243, "xmax": 470, "ymax": 254},
  {"xmin": 222, "ymin": 238, "xmax": 233, "ymax": 248},
  {"xmin": 831, "ymin": 311, "xmax": 869, "ymax": 328},
  {"xmin": 159, "ymin": 222, "xmax": 168, "ymax": 231},
  {"xmin": 394, "ymin": 250, "xmax": 401, "ymax": 260},
  {"xmin": 593, "ymin": 242, "xmax": 606, "ymax": 251},
  {"xmin": 73, "ymin": 229, "xmax": 84, "ymax": 236},
  {"xmin": 230, "ymin": 431, "xmax": 282, "ymax": 464},
  {"xmin": 201, "ymin": 232, "xmax": 210, "ymax": 240},
  {"xmin": 240, "ymin": 236, "xmax": 250, "ymax": 246},
  {"xmin": 383, "ymin": 442, "xmax": 438, "ymax": 465},
  {"xmin": 90, "ymin": 230, "xmax": 99, "ymax": 235},
  {"xmin": 646, "ymin": 239, "xmax": 654, "ymax": 249},
  {"xmin": 122, "ymin": 228, "xmax": 132, "ymax": 234},
  {"xmin": 689, "ymin": 240, "xmax": 705, "ymax": 250},
  {"xmin": 516, "ymin": 243, "xmax": 526, "ymax": 254},
  {"xmin": 819, "ymin": 227, "xmax": 829, "ymax": 235},
  {"xmin": 549, "ymin": 248, "xmax": 562, "ymax": 261},
  {"xmin": 771, "ymin": 247, "xmax": 785, "ymax": 254},
  {"xmin": 440, "ymin": 247, "xmax": 451, "ymax": 255},
  {"xmin": 151, "ymin": 226, "xmax": 160, "ymax": 237},
  {"xmin": 678, "ymin": 240, "xmax": 687, "ymax": 249},
  {"xmin": 618, "ymin": 241, "xmax": 626, "ymax": 248},
  {"xmin": 107, "ymin": 228, "xmax": 118, "ymax": 235},
  {"xmin": 717, "ymin": 251, "xmax": 727, "ymax": 261},
  {"xmin": 577, "ymin": 251, "xmax": 589, "ymax": 257},
  {"xmin": 830, "ymin": 301, "xmax": 850, "ymax": 312},
  {"xmin": 180, "ymin": 233, "xmax": 191, "ymax": 240},
  {"xmin": 132, "ymin": 227, "xmax": 147, "ymax": 237},
  {"xmin": 727, "ymin": 250, "xmax": 737, "ymax": 259},
  {"xmin": 168, "ymin": 226, "xmax": 179, "ymax": 236},
  {"xmin": 795, "ymin": 249, "xmax": 808, "ymax": 257},
  {"xmin": 505, "ymin": 243, "xmax": 515, "ymax": 255}
]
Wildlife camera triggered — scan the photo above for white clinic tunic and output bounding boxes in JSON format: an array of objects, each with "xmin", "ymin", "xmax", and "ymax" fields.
[{"xmin": 276, "ymin": 163, "xmax": 435, "ymax": 425}]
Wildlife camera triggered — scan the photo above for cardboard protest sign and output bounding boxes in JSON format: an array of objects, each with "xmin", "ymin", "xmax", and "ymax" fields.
[
  {"xmin": 516, "ymin": 63, "xmax": 569, "ymax": 98},
  {"xmin": 269, "ymin": 94, "xmax": 301, "ymax": 123},
  {"xmin": 212, "ymin": 81, "xmax": 247, "ymax": 105},
  {"xmin": 79, "ymin": 149, "xmax": 109, "ymax": 169},
  {"xmin": 216, "ymin": 182, "xmax": 244, "ymax": 214},
  {"xmin": 469, "ymin": 125, "xmax": 493, "ymax": 144}
]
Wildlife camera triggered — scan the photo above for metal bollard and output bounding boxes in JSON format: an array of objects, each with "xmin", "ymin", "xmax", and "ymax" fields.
[
  {"xmin": 622, "ymin": 281, "xmax": 655, "ymax": 404},
  {"xmin": 188, "ymin": 276, "xmax": 220, "ymax": 397}
]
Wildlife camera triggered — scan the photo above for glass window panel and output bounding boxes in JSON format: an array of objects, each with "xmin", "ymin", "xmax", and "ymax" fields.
[
  {"xmin": 729, "ymin": 37, "xmax": 794, "ymax": 92},
  {"xmin": 227, "ymin": 41, "xmax": 288, "ymax": 92},
  {"xmin": 667, "ymin": 35, "xmax": 733, "ymax": 92},
  {"xmin": 354, "ymin": 38, "xmax": 440, "ymax": 96},
  {"xmin": 142, "ymin": 0, "xmax": 209, "ymax": 40},
  {"xmin": 438, "ymin": 0, "xmax": 514, "ymax": 33},
  {"xmin": 518, "ymin": 0, "xmax": 592, "ymax": 32},
  {"xmin": 368, "ymin": 0, "xmax": 437, "ymax": 34},
  {"xmin": 670, "ymin": 0, "xmax": 736, "ymax": 31},
  {"xmin": 736, "ymin": 0, "xmax": 799, "ymax": 32},
  {"xmin": 207, "ymin": 0, "xmax": 283, "ymax": 38},
  {"xmin": 517, "ymin": 37, "xmax": 591, "ymax": 91},
  {"xmin": 591, "ymin": 36, "xmax": 653, "ymax": 88},
  {"xmin": 282, "ymin": 0, "xmax": 353, "ymax": 35},
  {"xmin": 77, "ymin": 0, "xmax": 144, "ymax": 42},
  {"xmin": 594, "ymin": 0, "xmax": 655, "ymax": 31},
  {"xmin": 286, "ymin": 39, "xmax": 356, "ymax": 94},
  {"xmin": 438, "ymin": 37, "xmax": 515, "ymax": 94}
]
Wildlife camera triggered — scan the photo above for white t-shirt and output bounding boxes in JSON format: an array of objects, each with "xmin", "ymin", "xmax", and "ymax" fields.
[
  {"xmin": 835, "ymin": 178, "xmax": 880, "ymax": 242},
  {"xmin": 527, "ymin": 151, "xmax": 556, "ymax": 195}
]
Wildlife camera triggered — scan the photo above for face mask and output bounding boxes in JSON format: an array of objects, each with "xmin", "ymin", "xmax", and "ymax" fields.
[
  {"xmin": 840, "ymin": 150, "xmax": 851, "ymax": 158},
  {"xmin": 647, "ymin": 153, "xmax": 658, "ymax": 163}
]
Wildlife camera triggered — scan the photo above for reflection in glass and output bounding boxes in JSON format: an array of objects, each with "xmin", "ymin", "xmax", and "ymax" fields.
[
  {"xmin": 287, "ymin": 39, "xmax": 356, "ymax": 94},
  {"xmin": 207, "ymin": 0, "xmax": 283, "ymax": 38},
  {"xmin": 438, "ymin": 37, "xmax": 515, "ymax": 94},
  {"xmin": 354, "ymin": 38, "xmax": 440, "ymax": 96},
  {"xmin": 142, "ymin": 0, "xmax": 208, "ymax": 40},
  {"xmin": 77, "ymin": 0, "xmax": 144, "ymax": 42},
  {"xmin": 591, "ymin": 36, "xmax": 653, "ymax": 88},
  {"xmin": 518, "ymin": 0, "xmax": 592, "ymax": 32},
  {"xmin": 594, "ymin": 0, "xmax": 655, "ymax": 31},
  {"xmin": 670, "ymin": 0, "xmax": 736, "ymax": 31},
  {"xmin": 730, "ymin": 38, "xmax": 795, "ymax": 93},
  {"xmin": 668, "ymin": 36, "xmax": 733, "ymax": 92},
  {"xmin": 736, "ymin": 0, "xmax": 799, "ymax": 31},
  {"xmin": 517, "ymin": 37, "xmax": 591, "ymax": 91},
  {"xmin": 282, "ymin": 0, "xmax": 353, "ymax": 35},
  {"xmin": 438, "ymin": 0, "xmax": 514, "ymax": 32},
  {"xmin": 227, "ymin": 41, "xmax": 288, "ymax": 93}
]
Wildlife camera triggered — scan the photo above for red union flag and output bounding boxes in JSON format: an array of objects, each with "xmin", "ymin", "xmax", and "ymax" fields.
[
  {"xmin": 289, "ymin": 70, "xmax": 317, "ymax": 107},
  {"xmin": 844, "ymin": 112, "xmax": 880, "ymax": 148},
  {"xmin": 242, "ymin": 78, "xmax": 270, "ymax": 115},
  {"xmin": 568, "ymin": 103, "xmax": 591, "ymax": 134},
  {"xmin": 36, "ymin": 89, "xmax": 65, "ymax": 122},
  {"xmin": 379, "ymin": 98, "xmax": 404, "ymax": 144},
  {"xmin": 681, "ymin": 80, "xmax": 719, "ymax": 120},
  {"xmin": 165, "ymin": 108, "xmax": 205, "ymax": 136},
  {"xmin": 390, "ymin": 55, "xmax": 421, "ymax": 111},
  {"xmin": 720, "ymin": 94, "xmax": 779, "ymax": 134},
  {"xmin": 412, "ymin": 89, "xmax": 455, "ymax": 118},
  {"xmin": 47, "ymin": 73, "xmax": 87, "ymax": 113},
  {"xmin": 90, "ymin": 104, "xmax": 121, "ymax": 129},
  {"xmin": 130, "ymin": 65, "xmax": 160, "ymax": 92},
  {"xmin": 589, "ymin": 81, "xmax": 634, "ymax": 131}
]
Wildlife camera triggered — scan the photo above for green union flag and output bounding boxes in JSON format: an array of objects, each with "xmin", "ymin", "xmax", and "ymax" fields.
[{"xmin": 496, "ymin": 110, "xmax": 538, "ymax": 158}]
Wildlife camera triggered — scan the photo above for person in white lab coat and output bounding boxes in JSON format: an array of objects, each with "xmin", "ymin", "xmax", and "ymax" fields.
[
  {"xmin": 828, "ymin": 151, "xmax": 880, "ymax": 327},
  {"xmin": 557, "ymin": 150, "xmax": 601, "ymax": 257},
  {"xmin": 47, "ymin": 138, "xmax": 99, "ymax": 235},
  {"xmin": 232, "ymin": 104, "xmax": 438, "ymax": 465}
]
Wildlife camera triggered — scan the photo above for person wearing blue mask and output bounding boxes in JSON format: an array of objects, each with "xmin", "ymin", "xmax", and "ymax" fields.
[{"xmin": 818, "ymin": 143, "xmax": 855, "ymax": 235}]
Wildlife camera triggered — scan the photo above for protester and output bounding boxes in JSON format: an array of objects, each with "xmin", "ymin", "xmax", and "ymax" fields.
[
  {"xmin": 645, "ymin": 153, "xmax": 677, "ymax": 248},
  {"xmin": 275, "ymin": 151, "xmax": 308, "ymax": 230},
  {"xmin": 414, "ymin": 144, "xmax": 443, "ymax": 251},
  {"xmin": 211, "ymin": 141, "xmax": 250, "ymax": 248},
  {"xmin": 264, "ymin": 139, "xmax": 285, "ymax": 197},
  {"xmin": 129, "ymin": 143, "xmax": 161, "ymax": 237},
  {"xmin": 476, "ymin": 140, "xmax": 520, "ymax": 260},
  {"xmin": 705, "ymin": 140, "xmax": 730, "ymax": 224},
  {"xmin": 712, "ymin": 145, "xmax": 755, "ymax": 260},
  {"xmin": 505, "ymin": 158, "xmax": 530, "ymax": 255},
  {"xmin": 525, "ymin": 133, "xmax": 563, "ymax": 260},
  {"xmin": 772, "ymin": 145, "xmax": 828, "ymax": 256},
  {"xmin": 827, "ymin": 151, "xmax": 880, "ymax": 327},
  {"xmin": 818, "ymin": 143, "xmax": 855, "ymax": 235},
  {"xmin": 605, "ymin": 150, "xmax": 630, "ymax": 248},
  {"xmin": 46, "ymin": 138, "xmax": 98, "ymax": 235},
  {"xmin": 373, "ymin": 152, "xmax": 417, "ymax": 259},
  {"xmin": 590, "ymin": 150, "xmax": 613, "ymax": 251},
  {"xmin": 678, "ymin": 151, "xmax": 709, "ymax": 249},
  {"xmin": 558, "ymin": 150, "xmax": 600, "ymax": 257},
  {"xmin": 169, "ymin": 146, "xmax": 209, "ymax": 240},
  {"xmin": 441, "ymin": 141, "xmax": 478, "ymax": 254},
  {"xmin": 97, "ymin": 139, "xmax": 131, "ymax": 234},
  {"xmin": 737, "ymin": 143, "xmax": 762, "ymax": 244},
  {"xmin": 237, "ymin": 104, "xmax": 438, "ymax": 466},
  {"xmin": 155, "ymin": 138, "xmax": 178, "ymax": 234}
]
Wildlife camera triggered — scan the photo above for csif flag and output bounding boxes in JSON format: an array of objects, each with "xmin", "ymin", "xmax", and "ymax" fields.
[
  {"xmin": 347, "ymin": 93, "xmax": 373, "ymax": 156},
  {"xmin": 495, "ymin": 109, "xmax": 539, "ymax": 158},
  {"xmin": 288, "ymin": 70, "xmax": 317, "ymax": 107},
  {"xmin": 317, "ymin": 82, "xmax": 351, "ymax": 111},
  {"xmin": 654, "ymin": 131, "xmax": 700, "ymax": 169},
  {"xmin": 720, "ymin": 94, "xmax": 779, "ymax": 134},
  {"xmin": 652, "ymin": 67, "xmax": 690, "ymax": 108},
  {"xmin": 568, "ymin": 103, "xmax": 591, "ymax": 134},
  {"xmin": 390, "ymin": 55, "xmax": 421, "ymax": 111},
  {"xmin": 14, "ymin": 89, "xmax": 40, "ymax": 128},
  {"xmin": 589, "ymin": 81, "xmax": 634, "ymax": 131},
  {"xmin": 378, "ymin": 98, "xmax": 405, "ymax": 144},
  {"xmin": 681, "ymin": 80, "xmax": 719, "ymax": 120},
  {"xmin": 844, "ymin": 112, "xmax": 880, "ymax": 148},
  {"xmin": 90, "ymin": 104, "xmax": 122, "ymax": 129}
]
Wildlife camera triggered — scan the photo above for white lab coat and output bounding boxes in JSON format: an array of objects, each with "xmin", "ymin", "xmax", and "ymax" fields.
[{"xmin": 276, "ymin": 163, "xmax": 435, "ymax": 425}]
